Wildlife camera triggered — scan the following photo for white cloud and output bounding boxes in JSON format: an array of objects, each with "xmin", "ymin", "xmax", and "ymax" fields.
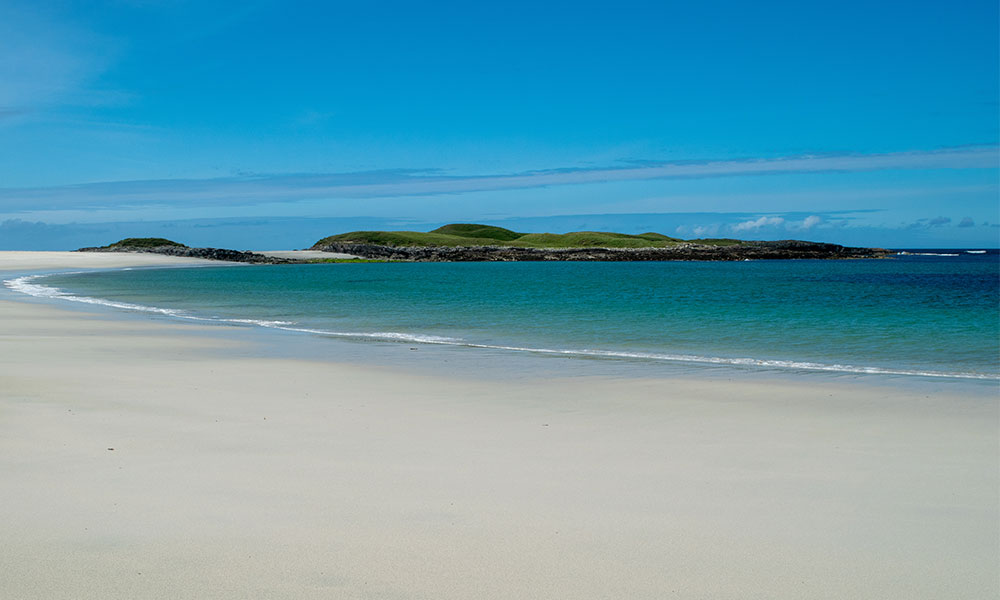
[
  {"xmin": 692, "ymin": 224, "xmax": 720, "ymax": 237},
  {"xmin": 801, "ymin": 215, "xmax": 821, "ymax": 229},
  {"xmin": 731, "ymin": 216, "xmax": 784, "ymax": 232}
]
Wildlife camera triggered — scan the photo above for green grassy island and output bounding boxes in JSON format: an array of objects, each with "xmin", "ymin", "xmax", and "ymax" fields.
[
  {"xmin": 311, "ymin": 224, "xmax": 890, "ymax": 261},
  {"xmin": 313, "ymin": 223, "xmax": 742, "ymax": 249},
  {"xmin": 76, "ymin": 226, "xmax": 890, "ymax": 262},
  {"xmin": 89, "ymin": 237, "xmax": 189, "ymax": 250}
]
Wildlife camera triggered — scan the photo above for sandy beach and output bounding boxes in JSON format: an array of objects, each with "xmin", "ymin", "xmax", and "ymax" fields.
[{"xmin": 0, "ymin": 251, "xmax": 996, "ymax": 599}]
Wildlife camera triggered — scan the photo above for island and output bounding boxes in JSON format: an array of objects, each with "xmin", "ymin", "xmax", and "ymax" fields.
[
  {"xmin": 310, "ymin": 223, "xmax": 891, "ymax": 261},
  {"xmin": 78, "ymin": 225, "xmax": 892, "ymax": 263}
]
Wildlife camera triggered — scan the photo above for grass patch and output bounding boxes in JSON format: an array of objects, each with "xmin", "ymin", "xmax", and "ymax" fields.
[
  {"xmin": 314, "ymin": 231, "xmax": 483, "ymax": 247},
  {"xmin": 314, "ymin": 223, "xmax": 744, "ymax": 249},
  {"xmin": 513, "ymin": 232, "xmax": 679, "ymax": 248},
  {"xmin": 430, "ymin": 223, "xmax": 522, "ymax": 241},
  {"xmin": 635, "ymin": 232, "xmax": 681, "ymax": 242},
  {"xmin": 102, "ymin": 237, "xmax": 187, "ymax": 249}
]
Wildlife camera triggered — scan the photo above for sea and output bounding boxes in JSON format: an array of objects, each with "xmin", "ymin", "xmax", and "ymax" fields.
[{"xmin": 6, "ymin": 250, "xmax": 999, "ymax": 383}]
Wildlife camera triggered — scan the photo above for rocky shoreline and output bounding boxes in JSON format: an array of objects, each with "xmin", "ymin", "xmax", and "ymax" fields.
[
  {"xmin": 79, "ymin": 240, "xmax": 891, "ymax": 263},
  {"xmin": 77, "ymin": 244, "xmax": 295, "ymax": 264},
  {"xmin": 310, "ymin": 240, "xmax": 892, "ymax": 262}
]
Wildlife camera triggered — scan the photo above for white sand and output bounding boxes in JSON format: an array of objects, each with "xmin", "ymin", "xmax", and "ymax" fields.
[
  {"xmin": 0, "ymin": 252, "xmax": 997, "ymax": 599},
  {"xmin": 0, "ymin": 250, "xmax": 227, "ymax": 272}
]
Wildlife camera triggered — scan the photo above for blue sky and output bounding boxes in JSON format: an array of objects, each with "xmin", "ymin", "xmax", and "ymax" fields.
[{"xmin": 0, "ymin": 0, "xmax": 997, "ymax": 249}]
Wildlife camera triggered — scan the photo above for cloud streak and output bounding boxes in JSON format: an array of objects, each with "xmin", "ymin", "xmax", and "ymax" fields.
[
  {"xmin": 0, "ymin": 146, "xmax": 996, "ymax": 214},
  {"xmin": 732, "ymin": 216, "xmax": 785, "ymax": 232}
]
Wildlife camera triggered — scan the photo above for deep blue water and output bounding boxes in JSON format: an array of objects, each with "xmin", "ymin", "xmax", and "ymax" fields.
[{"xmin": 11, "ymin": 251, "xmax": 1000, "ymax": 380}]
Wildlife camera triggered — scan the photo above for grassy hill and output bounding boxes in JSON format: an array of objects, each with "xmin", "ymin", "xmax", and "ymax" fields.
[
  {"xmin": 430, "ymin": 223, "xmax": 522, "ymax": 241},
  {"xmin": 95, "ymin": 237, "xmax": 188, "ymax": 249},
  {"xmin": 313, "ymin": 224, "xmax": 706, "ymax": 249}
]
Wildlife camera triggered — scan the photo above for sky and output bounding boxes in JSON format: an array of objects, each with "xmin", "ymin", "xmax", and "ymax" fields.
[{"xmin": 0, "ymin": 0, "xmax": 997, "ymax": 249}]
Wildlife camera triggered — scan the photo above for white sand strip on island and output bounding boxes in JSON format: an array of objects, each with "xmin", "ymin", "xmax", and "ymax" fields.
[{"xmin": 0, "ymin": 252, "xmax": 997, "ymax": 599}]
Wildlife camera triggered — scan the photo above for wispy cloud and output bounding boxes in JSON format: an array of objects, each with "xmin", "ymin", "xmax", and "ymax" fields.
[
  {"xmin": 0, "ymin": 146, "xmax": 996, "ymax": 214},
  {"xmin": 0, "ymin": 108, "xmax": 33, "ymax": 121},
  {"xmin": 681, "ymin": 213, "xmax": 853, "ymax": 239},
  {"xmin": 907, "ymin": 216, "xmax": 959, "ymax": 229},
  {"xmin": 800, "ymin": 215, "xmax": 822, "ymax": 229},
  {"xmin": 731, "ymin": 216, "xmax": 785, "ymax": 232}
]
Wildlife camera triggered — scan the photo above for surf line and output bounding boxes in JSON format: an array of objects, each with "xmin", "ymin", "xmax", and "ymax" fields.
[{"xmin": 6, "ymin": 272, "xmax": 997, "ymax": 382}]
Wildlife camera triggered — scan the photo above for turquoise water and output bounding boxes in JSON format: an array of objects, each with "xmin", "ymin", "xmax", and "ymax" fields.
[{"xmin": 10, "ymin": 252, "xmax": 1000, "ymax": 380}]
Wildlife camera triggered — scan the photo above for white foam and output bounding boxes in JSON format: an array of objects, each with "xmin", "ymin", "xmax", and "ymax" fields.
[
  {"xmin": 435, "ymin": 343, "xmax": 998, "ymax": 380},
  {"xmin": 966, "ymin": 250, "xmax": 987, "ymax": 254},
  {"xmin": 897, "ymin": 252, "xmax": 960, "ymax": 257},
  {"xmin": 219, "ymin": 318, "xmax": 296, "ymax": 328},
  {"xmin": 5, "ymin": 274, "xmax": 186, "ymax": 317},
  {"xmin": 268, "ymin": 325, "xmax": 997, "ymax": 380},
  {"xmin": 273, "ymin": 325, "xmax": 460, "ymax": 344}
]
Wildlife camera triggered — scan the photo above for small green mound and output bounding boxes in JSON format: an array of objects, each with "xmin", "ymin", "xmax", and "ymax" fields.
[
  {"xmin": 430, "ymin": 223, "xmax": 523, "ymax": 241},
  {"xmin": 635, "ymin": 232, "xmax": 681, "ymax": 242},
  {"xmin": 106, "ymin": 237, "xmax": 187, "ymax": 249}
]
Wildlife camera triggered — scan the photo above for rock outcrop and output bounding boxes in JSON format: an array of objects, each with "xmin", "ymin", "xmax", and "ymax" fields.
[
  {"xmin": 77, "ymin": 244, "xmax": 294, "ymax": 264},
  {"xmin": 309, "ymin": 240, "xmax": 891, "ymax": 262},
  {"xmin": 79, "ymin": 239, "xmax": 890, "ymax": 263}
]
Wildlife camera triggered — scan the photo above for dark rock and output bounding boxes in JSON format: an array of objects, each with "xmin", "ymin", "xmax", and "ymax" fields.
[
  {"xmin": 77, "ymin": 245, "xmax": 294, "ymax": 264},
  {"xmin": 309, "ymin": 241, "xmax": 891, "ymax": 262}
]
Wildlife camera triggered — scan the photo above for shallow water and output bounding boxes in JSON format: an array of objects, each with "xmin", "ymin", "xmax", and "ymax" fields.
[{"xmin": 10, "ymin": 251, "xmax": 1000, "ymax": 381}]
